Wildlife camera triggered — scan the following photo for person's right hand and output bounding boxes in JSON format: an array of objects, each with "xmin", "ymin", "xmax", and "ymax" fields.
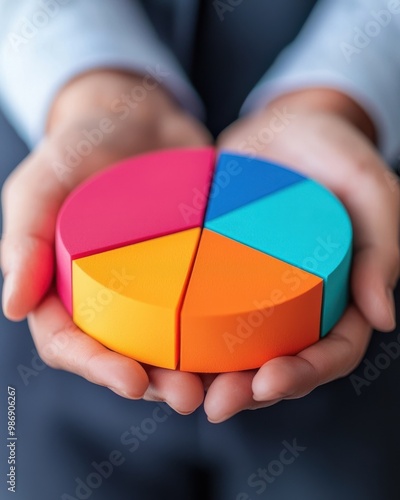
[{"xmin": 1, "ymin": 69, "xmax": 212, "ymax": 414}]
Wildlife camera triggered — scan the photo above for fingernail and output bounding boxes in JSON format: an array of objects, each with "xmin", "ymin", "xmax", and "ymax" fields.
[
  {"xmin": 386, "ymin": 288, "xmax": 396, "ymax": 330},
  {"xmin": 249, "ymin": 398, "xmax": 282, "ymax": 409},
  {"xmin": 143, "ymin": 393, "xmax": 165, "ymax": 403},
  {"xmin": 252, "ymin": 381, "xmax": 275, "ymax": 402},
  {"xmin": 175, "ymin": 409, "xmax": 194, "ymax": 416},
  {"xmin": 207, "ymin": 412, "xmax": 234, "ymax": 424},
  {"xmin": 207, "ymin": 417, "xmax": 227, "ymax": 424},
  {"xmin": 108, "ymin": 386, "xmax": 139, "ymax": 399}
]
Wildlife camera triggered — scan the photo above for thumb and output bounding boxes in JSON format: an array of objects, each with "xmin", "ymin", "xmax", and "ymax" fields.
[
  {"xmin": 1, "ymin": 236, "xmax": 54, "ymax": 321},
  {"xmin": 1, "ymin": 143, "xmax": 68, "ymax": 320}
]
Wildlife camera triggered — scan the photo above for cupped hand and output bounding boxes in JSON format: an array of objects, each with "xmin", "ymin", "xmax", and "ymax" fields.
[
  {"xmin": 204, "ymin": 89, "xmax": 400, "ymax": 422},
  {"xmin": 1, "ymin": 70, "xmax": 212, "ymax": 414}
]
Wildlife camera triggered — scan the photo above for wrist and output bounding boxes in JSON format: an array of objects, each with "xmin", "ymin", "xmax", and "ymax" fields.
[
  {"xmin": 46, "ymin": 69, "xmax": 180, "ymax": 133},
  {"xmin": 266, "ymin": 88, "xmax": 376, "ymax": 143}
]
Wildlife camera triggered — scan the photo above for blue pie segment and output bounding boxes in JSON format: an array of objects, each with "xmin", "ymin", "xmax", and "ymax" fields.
[{"xmin": 205, "ymin": 152, "xmax": 306, "ymax": 222}]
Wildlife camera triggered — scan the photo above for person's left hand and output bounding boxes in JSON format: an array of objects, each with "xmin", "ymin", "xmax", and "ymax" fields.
[{"xmin": 203, "ymin": 89, "xmax": 400, "ymax": 423}]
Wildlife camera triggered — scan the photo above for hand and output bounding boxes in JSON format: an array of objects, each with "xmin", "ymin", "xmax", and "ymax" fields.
[
  {"xmin": 1, "ymin": 70, "xmax": 212, "ymax": 414},
  {"xmin": 204, "ymin": 89, "xmax": 400, "ymax": 423}
]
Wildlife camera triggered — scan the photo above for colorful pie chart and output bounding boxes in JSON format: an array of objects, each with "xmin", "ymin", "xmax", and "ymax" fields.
[{"xmin": 56, "ymin": 147, "xmax": 352, "ymax": 372}]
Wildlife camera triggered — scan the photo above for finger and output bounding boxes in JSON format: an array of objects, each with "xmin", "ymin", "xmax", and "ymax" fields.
[
  {"xmin": 1, "ymin": 146, "xmax": 64, "ymax": 319},
  {"xmin": 352, "ymin": 244, "xmax": 399, "ymax": 332},
  {"xmin": 143, "ymin": 367, "xmax": 205, "ymax": 415},
  {"xmin": 252, "ymin": 304, "xmax": 371, "ymax": 401},
  {"xmin": 1, "ymin": 235, "xmax": 54, "ymax": 321},
  {"xmin": 0, "ymin": 141, "xmax": 74, "ymax": 319},
  {"xmin": 346, "ymin": 168, "xmax": 400, "ymax": 331},
  {"xmin": 204, "ymin": 371, "xmax": 281, "ymax": 423},
  {"xmin": 27, "ymin": 291, "xmax": 149, "ymax": 399},
  {"xmin": 331, "ymin": 142, "xmax": 400, "ymax": 332},
  {"xmin": 199, "ymin": 373, "xmax": 218, "ymax": 392}
]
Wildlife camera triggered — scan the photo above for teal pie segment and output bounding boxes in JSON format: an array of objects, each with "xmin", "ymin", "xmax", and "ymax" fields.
[
  {"xmin": 205, "ymin": 179, "xmax": 353, "ymax": 336},
  {"xmin": 205, "ymin": 152, "xmax": 306, "ymax": 222}
]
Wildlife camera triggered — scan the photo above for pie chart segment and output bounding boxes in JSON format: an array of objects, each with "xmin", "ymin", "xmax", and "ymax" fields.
[
  {"xmin": 206, "ymin": 179, "xmax": 352, "ymax": 335},
  {"xmin": 56, "ymin": 147, "xmax": 215, "ymax": 313},
  {"xmin": 180, "ymin": 229, "xmax": 323, "ymax": 372},
  {"xmin": 72, "ymin": 228, "xmax": 201, "ymax": 370},
  {"xmin": 205, "ymin": 152, "xmax": 306, "ymax": 222}
]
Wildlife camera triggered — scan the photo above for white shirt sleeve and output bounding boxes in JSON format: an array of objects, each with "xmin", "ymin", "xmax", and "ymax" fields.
[
  {"xmin": 0, "ymin": 0, "xmax": 204, "ymax": 148},
  {"xmin": 241, "ymin": 0, "xmax": 400, "ymax": 163}
]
